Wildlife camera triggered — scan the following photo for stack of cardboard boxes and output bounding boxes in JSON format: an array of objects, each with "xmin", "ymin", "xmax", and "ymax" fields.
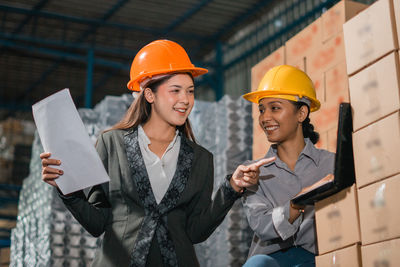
[
  {"xmin": 314, "ymin": 184, "xmax": 362, "ymax": 265},
  {"xmin": 0, "ymin": 118, "xmax": 34, "ymax": 265},
  {"xmin": 315, "ymin": 0, "xmax": 400, "ymax": 265},
  {"xmin": 251, "ymin": 0, "xmax": 399, "ymax": 265},
  {"xmin": 0, "ymin": 118, "xmax": 35, "ymax": 185},
  {"xmin": 336, "ymin": 0, "xmax": 399, "ymax": 265},
  {"xmin": 251, "ymin": 0, "xmax": 367, "ymax": 160}
]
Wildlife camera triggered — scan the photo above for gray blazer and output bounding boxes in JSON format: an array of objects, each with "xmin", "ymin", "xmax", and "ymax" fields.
[{"xmin": 61, "ymin": 128, "xmax": 240, "ymax": 267}]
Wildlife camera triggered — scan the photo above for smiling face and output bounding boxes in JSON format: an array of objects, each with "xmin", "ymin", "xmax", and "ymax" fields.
[
  {"xmin": 258, "ymin": 97, "xmax": 307, "ymax": 143},
  {"xmin": 144, "ymin": 73, "xmax": 195, "ymax": 128}
]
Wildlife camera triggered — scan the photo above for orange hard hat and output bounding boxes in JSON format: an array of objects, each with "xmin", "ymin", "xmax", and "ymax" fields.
[{"xmin": 127, "ymin": 40, "xmax": 208, "ymax": 91}]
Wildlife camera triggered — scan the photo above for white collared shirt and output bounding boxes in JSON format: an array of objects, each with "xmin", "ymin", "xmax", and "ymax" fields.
[{"xmin": 137, "ymin": 125, "xmax": 181, "ymax": 204}]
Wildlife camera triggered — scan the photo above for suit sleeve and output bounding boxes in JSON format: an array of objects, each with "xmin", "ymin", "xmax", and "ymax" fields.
[
  {"xmin": 59, "ymin": 133, "xmax": 111, "ymax": 237},
  {"xmin": 185, "ymin": 152, "xmax": 242, "ymax": 243}
]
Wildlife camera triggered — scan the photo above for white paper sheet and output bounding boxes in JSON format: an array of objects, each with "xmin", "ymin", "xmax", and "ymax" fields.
[{"xmin": 32, "ymin": 89, "xmax": 110, "ymax": 195}]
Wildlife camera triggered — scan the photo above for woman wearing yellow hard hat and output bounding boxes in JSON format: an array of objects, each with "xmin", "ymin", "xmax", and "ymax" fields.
[
  {"xmin": 40, "ymin": 39, "xmax": 274, "ymax": 266},
  {"xmin": 242, "ymin": 65, "xmax": 335, "ymax": 267}
]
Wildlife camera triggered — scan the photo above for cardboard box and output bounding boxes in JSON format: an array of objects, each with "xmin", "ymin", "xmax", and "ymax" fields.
[
  {"xmin": 358, "ymin": 174, "xmax": 400, "ymax": 245},
  {"xmin": 307, "ymin": 33, "xmax": 346, "ymax": 75},
  {"xmin": 315, "ymin": 185, "xmax": 361, "ymax": 254},
  {"xmin": 361, "ymin": 238, "xmax": 400, "ymax": 267},
  {"xmin": 285, "ymin": 18, "xmax": 322, "ymax": 63},
  {"xmin": 310, "ymin": 97, "xmax": 344, "ymax": 133},
  {"xmin": 349, "ymin": 52, "xmax": 400, "ymax": 131},
  {"xmin": 0, "ymin": 203, "xmax": 18, "ymax": 217},
  {"xmin": 315, "ymin": 130, "xmax": 328, "ymax": 150},
  {"xmin": 0, "ymin": 219, "xmax": 16, "ymax": 229},
  {"xmin": 308, "ymin": 71, "xmax": 325, "ymax": 104},
  {"xmin": 322, "ymin": 0, "xmax": 367, "ymax": 42},
  {"xmin": 252, "ymin": 117, "xmax": 270, "ymax": 160},
  {"xmin": 343, "ymin": 0, "xmax": 399, "ymax": 76},
  {"xmin": 251, "ymin": 46, "xmax": 286, "ymax": 92},
  {"xmin": 394, "ymin": 0, "xmax": 400, "ymax": 50},
  {"xmin": 316, "ymin": 244, "xmax": 361, "ymax": 267},
  {"xmin": 327, "ymin": 126, "xmax": 338, "ymax": 153},
  {"xmin": 352, "ymin": 111, "xmax": 400, "ymax": 188},
  {"xmin": 0, "ymin": 247, "xmax": 10, "ymax": 264},
  {"xmin": 287, "ymin": 57, "xmax": 305, "ymax": 71},
  {"xmin": 309, "ymin": 64, "xmax": 348, "ymax": 134},
  {"xmin": 325, "ymin": 61, "xmax": 349, "ymax": 104}
]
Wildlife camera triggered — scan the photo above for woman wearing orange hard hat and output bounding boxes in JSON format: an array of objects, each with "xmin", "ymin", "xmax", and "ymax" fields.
[
  {"xmin": 241, "ymin": 65, "xmax": 335, "ymax": 267},
  {"xmin": 40, "ymin": 39, "xmax": 274, "ymax": 266}
]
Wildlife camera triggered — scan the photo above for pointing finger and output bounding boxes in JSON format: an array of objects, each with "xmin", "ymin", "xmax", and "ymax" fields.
[
  {"xmin": 40, "ymin": 152, "xmax": 51, "ymax": 159},
  {"xmin": 253, "ymin": 157, "xmax": 276, "ymax": 168}
]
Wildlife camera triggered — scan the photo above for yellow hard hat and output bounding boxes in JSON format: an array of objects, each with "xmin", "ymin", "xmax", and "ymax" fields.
[{"xmin": 243, "ymin": 65, "xmax": 321, "ymax": 112}]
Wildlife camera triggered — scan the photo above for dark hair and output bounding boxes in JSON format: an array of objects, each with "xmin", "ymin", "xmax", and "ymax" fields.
[
  {"xmin": 292, "ymin": 101, "xmax": 319, "ymax": 144},
  {"xmin": 106, "ymin": 73, "xmax": 196, "ymax": 143}
]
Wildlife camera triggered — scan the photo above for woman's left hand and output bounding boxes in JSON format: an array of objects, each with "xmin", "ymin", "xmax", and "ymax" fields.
[{"xmin": 230, "ymin": 157, "xmax": 275, "ymax": 193}]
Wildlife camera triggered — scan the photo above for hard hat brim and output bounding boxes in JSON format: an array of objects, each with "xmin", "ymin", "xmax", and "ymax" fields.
[
  {"xmin": 127, "ymin": 67, "xmax": 208, "ymax": 91},
  {"xmin": 242, "ymin": 90, "xmax": 321, "ymax": 112}
]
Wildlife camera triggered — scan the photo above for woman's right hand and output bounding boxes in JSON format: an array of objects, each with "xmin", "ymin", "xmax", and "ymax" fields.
[{"xmin": 40, "ymin": 152, "xmax": 63, "ymax": 188}]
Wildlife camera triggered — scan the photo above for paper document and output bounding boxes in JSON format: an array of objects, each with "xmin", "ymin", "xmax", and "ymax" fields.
[{"xmin": 32, "ymin": 89, "xmax": 110, "ymax": 195}]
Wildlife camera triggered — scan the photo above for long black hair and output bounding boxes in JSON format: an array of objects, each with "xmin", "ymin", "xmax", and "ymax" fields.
[{"xmin": 292, "ymin": 101, "xmax": 319, "ymax": 144}]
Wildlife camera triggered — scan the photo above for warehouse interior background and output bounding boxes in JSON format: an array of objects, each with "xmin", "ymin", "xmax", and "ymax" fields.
[{"xmin": 1, "ymin": 0, "xmax": 391, "ymax": 266}]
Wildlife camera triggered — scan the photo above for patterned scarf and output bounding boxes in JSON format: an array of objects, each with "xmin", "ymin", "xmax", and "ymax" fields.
[{"xmin": 124, "ymin": 128, "xmax": 194, "ymax": 267}]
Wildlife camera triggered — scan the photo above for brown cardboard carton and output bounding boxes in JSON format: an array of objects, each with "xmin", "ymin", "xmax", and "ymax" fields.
[
  {"xmin": 0, "ymin": 218, "xmax": 16, "ymax": 229},
  {"xmin": 325, "ymin": 61, "xmax": 349, "ymax": 104},
  {"xmin": 394, "ymin": 0, "xmax": 400, "ymax": 50},
  {"xmin": 349, "ymin": 52, "xmax": 400, "ymax": 131},
  {"xmin": 322, "ymin": 0, "xmax": 367, "ymax": 42},
  {"xmin": 252, "ymin": 119, "xmax": 270, "ymax": 160},
  {"xmin": 285, "ymin": 18, "xmax": 322, "ymax": 63},
  {"xmin": 358, "ymin": 174, "xmax": 400, "ymax": 245},
  {"xmin": 287, "ymin": 57, "xmax": 305, "ymax": 71},
  {"xmin": 343, "ymin": 0, "xmax": 399, "ymax": 76},
  {"xmin": 352, "ymin": 111, "xmax": 400, "ymax": 188},
  {"xmin": 316, "ymin": 244, "xmax": 361, "ymax": 267},
  {"xmin": 310, "ymin": 96, "xmax": 346, "ymax": 133},
  {"xmin": 309, "ymin": 64, "xmax": 348, "ymax": 135},
  {"xmin": 327, "ymin": 126, "xmax": 338, "ymax": 153},
  {"xmin": 315, "ymin": 130, "xmax": 328, "ymax": 150},
  {"xmin": 0, "ymin": 248, "xmax": 10, "ymax": 264},
  {"xmin": 308, "ymin": 71, "xmax": 325, "ymax": 104},
  {"xmin": 0, "ymin": 202, "xmax": 18, "ymax": 217},
  {"xmin": 307, "ymin": 33, "xmax": 345, "ymax": 75},
  {"xmin": 315, "ymin": 185, "xmax": 361, "ymax": 254},
  {"xmin": 361, "ymin": 238, "xmax": 400, "ymax": 267},
  {"xmin": 251, "ymin": 46, "xmax": 286, "ymax": 92}
]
